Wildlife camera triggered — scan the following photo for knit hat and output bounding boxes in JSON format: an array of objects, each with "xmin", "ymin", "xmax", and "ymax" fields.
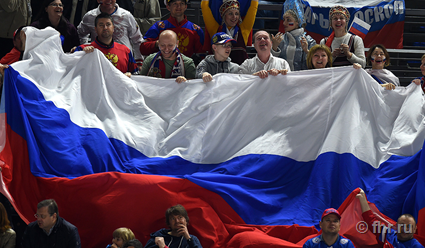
[{"xmin": 329, "ymin": 5, "xmax": 350, "ymax": 21}]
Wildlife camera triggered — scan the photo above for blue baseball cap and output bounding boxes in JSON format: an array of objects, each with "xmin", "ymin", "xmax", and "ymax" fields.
[{"xmin": 211, "ymin": 32, "xmax": 236, "ymax": 45}]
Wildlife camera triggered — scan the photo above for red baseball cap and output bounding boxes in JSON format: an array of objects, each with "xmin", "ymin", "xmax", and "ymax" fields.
[{"xmin": 321, "ymin": 208, "xmax": 341, "ymax": 220}]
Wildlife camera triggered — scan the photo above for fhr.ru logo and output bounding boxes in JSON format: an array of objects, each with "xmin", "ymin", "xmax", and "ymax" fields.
[{"xmin": 356, "ymin": 220, "xmax": 414, "ymax": 234}]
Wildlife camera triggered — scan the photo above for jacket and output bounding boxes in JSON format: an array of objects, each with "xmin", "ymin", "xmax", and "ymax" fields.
[
  {"xmin": 144, "ymin": 228, "xmax": 202, "ymax": 248},
  {"xmin": 196, "ymin": 55, "xmax": 239, "ymax": 79},
  {"xmin": 21, "ymin": 216, "xmax": 81, "ymax": 248},
  {"xmin": 0, "ymin": 0, "xmax": 31, "ymax": 38}
]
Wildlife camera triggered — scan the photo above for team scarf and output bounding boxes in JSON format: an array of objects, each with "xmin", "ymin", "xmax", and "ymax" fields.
[
  {"xmin": 325, "ymin": 31, "xmax": 335, "ymax": 48},
  {"xmin": 147, "ymin": 47, "xmax": 185, "ymax": 78},
  {"xmin": 221, "ymin": 24, "xmax": 240, "ymax": 39},
  {"xmin": 283, "ymin": 28, "xmax": 305, "ymax": 71}
]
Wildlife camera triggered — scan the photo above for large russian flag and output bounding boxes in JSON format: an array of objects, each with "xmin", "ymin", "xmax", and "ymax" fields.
[
  {"xmin": 298, "ymin": 0, "xmax": 405, "ymax": 49},
  {"xmin": 1, "ymin": 27, "xmax": 424, "ymax": 247}
]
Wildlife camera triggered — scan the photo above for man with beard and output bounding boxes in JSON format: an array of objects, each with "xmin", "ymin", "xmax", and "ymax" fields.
[
  {"xmin": 74, "ymin": 13, "xmax": 138, "ymax": 77},
  {"xmin": 144, "ymin": 204, "xmax": 202, "ymax": 248},
  {"xmin": 140, "ymin": 30, "xmax": 195, "ymax": 83},
  {"xmin": 239, "ymin": 30, "xmax": 290, "ymax": 79},
  {"xmin": 357, "ymin": 189, "xmax": 424, "ymax": 248},
  {"xmin": 21, "ymin": 199, "xmax": 81, "ymax": 248},
  {"xmin": 303, "ymin": 208, "xmax": 355, "ymax": 248}
]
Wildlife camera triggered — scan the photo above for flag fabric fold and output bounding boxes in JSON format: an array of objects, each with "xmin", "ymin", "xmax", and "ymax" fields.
[{"xmin": 0, "ymin": 27, "xmax": 424, "ymax": 247}]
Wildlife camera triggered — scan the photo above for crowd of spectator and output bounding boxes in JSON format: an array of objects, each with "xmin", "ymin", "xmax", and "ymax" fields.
[
  {"xmin": 0, "ymin": 0, "xmax": 425, "ymax": 247},
  {"xmin": 0, "ymin": 0, "xmax": 424, "ymax": 90}
]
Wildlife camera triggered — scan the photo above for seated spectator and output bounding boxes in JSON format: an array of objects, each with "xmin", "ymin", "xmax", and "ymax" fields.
[
  {"xmin": 140, "ymin": 0, "xmax": 204, "ymax": 59},
  {"xmin": 411, "ymin": 54, "xmax": 425, "ymax": 92},
  {"xmin": 144, "ymin": 204, "xmax": 202, "ymax": 248},
  {"xmin": 0, "ymin": 26, "xmax": 26, "ymax": 65},
  {"xmin": 74, "ymin": 13, "xmax": 138, "ymax": 77},
  {"xmin": 196, "ymin": 32, "xmax": 239, "ymax": 82},
  {"xmin": 356, "ymin": 188, "xmax": 424, "ymax": 248},
  {"xmin": 306, "ymin": 44, "xmax": 332, "ymax": 69},
  {"xmin": 365, "ymin": 44, "xmax": 399, "ymax": 90},
  {"xmin": 201, "ymin": 0, "xmax": 258, "ymax": 65},
  {"xmin": 31, "ymin": 0, "xmax": 80, "ymax": 53},
  {"xmin": 271, "ymin": 0, "xmax": 316, "ymax": 71},
  {"xmin": 107, "ymin": 227, "xmax": 136, "ymax": 248},
  {"xmin": 123, "ymin": 239, "xmax": 144, "ymax": 248},
  {"xmin": 239, "ymin": 30, "xmax": 290, "ymax": 78},
  {"xmin": 0, "ymin": 202, "xmax": 16, "ymax": 248},
  {"xmin": 303, "ymin": 208, "xmax": 355, "ymax": 248},
  {"xmin": 21, "ymin": 199, "xmax": 81, "ymax": 248},
  {"xmin": 320, "ymin": 5, "xmax": 366, "ymax": 68},
  {"xmin": 140, "ymin": 30, "xmax": 196, "ymax": 83},
  {"xmin": 77, "ymin": 0, "xmax": 144, "ymax": 66}
]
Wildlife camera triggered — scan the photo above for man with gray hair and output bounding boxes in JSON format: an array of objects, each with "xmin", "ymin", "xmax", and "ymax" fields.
[
  {"xmin": 239, "ymin": 30, "xmax": 291, "ymax": 79},
  {"xmin": 22, "ymin": 199, "xmax": 81, "ymax": 248}
]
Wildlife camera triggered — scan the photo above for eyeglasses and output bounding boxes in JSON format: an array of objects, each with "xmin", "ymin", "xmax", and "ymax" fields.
[
  {"xmin": 34, "ymin": 213, "xmax": 51, "ymax": 219},
  {"xmin": 218, "ymin": 43, "xmax": 233, "ymax": 48},
  {"xmin": 49, "ymin": 3, "xmax": 64, "ymax": 7}
]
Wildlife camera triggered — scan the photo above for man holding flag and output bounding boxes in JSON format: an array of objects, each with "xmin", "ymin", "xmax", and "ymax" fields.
[
  {"xmin": 357, "ymin": 189, "xmax": 424, "ymax": 248},
  {"xmin": 140, "ymin": 30, "xmax": 196, "ymax": 83}
]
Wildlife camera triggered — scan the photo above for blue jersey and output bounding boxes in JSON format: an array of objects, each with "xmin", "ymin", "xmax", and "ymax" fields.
[
  {"xmin": 381, "ymin": 229, "xmax": 424, "ymax": 248},
  {"xmin": 303, "ymin": 235, "xmax": 355, "ymax": 248}
]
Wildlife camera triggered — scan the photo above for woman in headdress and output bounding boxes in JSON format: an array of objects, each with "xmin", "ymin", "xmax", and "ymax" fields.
[
  {"xmin": 319, "ymin": 5, "xmax": 366, "ymax": 68},
  {"xmin": 201, "ymin": 0, "xmax": 258, "ymax": 65},
  {"xmin": 271, "ymin": 0, "xmax": 316, "ymax": 71}
]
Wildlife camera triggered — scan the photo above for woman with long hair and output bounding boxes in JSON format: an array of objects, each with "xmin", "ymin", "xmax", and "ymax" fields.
[
  {"xmin": 30, "ymin": 0, "xmax": 80, "ymax": 52},
  {"xmin": 0, "ymin": 202, "xmax": 15, "ymax": 248}
]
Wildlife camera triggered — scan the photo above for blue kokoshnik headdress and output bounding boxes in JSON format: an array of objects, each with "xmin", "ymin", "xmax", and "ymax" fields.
[{"xmin": 283, "ymin": 0, "xmax": 305, "ymax": 28}]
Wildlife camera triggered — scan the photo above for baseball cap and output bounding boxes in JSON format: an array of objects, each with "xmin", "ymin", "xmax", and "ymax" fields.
[
  {"xmin": 211, "ymin": 32, "xmax": 236, "ymax": 45},
  {"xmin": 321, "ymin": 208, "xmax": 341, "ymax": 220},
  {"xmin": 13, "ymin": 26, "xmax": 25, "ymax": 40}
]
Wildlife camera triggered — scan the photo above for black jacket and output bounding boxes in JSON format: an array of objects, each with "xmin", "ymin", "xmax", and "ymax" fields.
[
  {"xmin": 144, "ymin": 228, "xmax": 202, "ymax": 248},
  {"xmin": 21, "ymin": 216, "xmax": 81, "ymax": 248}
]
